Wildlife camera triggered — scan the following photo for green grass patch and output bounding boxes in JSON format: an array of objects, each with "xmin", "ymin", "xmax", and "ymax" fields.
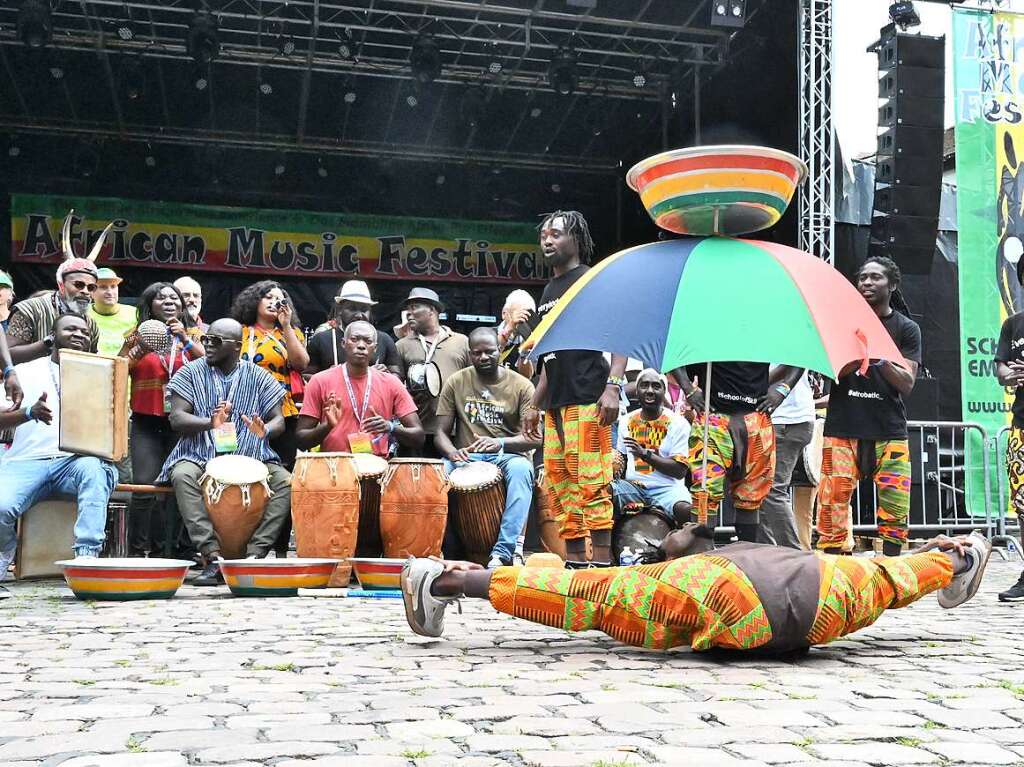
[
  {"xmin": 126, "ymin": 736, "xmax": 147, "ymax": 753},
  {"xmin": 401, "ymin": 749, "xmax": 432, "ymax": 758},
  {"xmin": 897, "ymin": 737, "xmax": 922, "ymax": 748},
  {"xmin": 72, "ymin": 679, "xmax": 96, "ymax": 686},
  {"xmin": 148, "ymin": 677, "xmax": 179, "ymax": 686},
  {"xmin": 253, "ymin": 662, "xmax": 298, "ymax": 672}
]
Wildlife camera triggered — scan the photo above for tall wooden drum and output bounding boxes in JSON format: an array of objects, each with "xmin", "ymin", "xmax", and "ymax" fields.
[
  {"xmin": 291, "ymin": 452, "xmax": 360, "ymax": 587},
  {"xmin": 379, "ymin": 458, "xmax": 449, "ymax": 558},
  {"xmin": 200, "ymin": 455, "xmax": 270, "ymax": 560},
  {"xmin": 351, "ymin": 453, "xmax": 388, "ymax": 558},
  {"xmin": 448, "ymin": 462, "xmax": 505, "ymax": 564}
]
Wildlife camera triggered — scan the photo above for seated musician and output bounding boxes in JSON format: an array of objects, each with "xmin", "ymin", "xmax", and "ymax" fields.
[
  {"xmin": 0, "ymin": 313, "xmax": 117, "ymax": 582},
  {"xmin": 157, "ymin": 318, "xmax": 291, "ymax": 586},
  {"xmin": 611, "ymin": 368, "xmax": 692, "ymax": 526},
  {"xmin": 434, "ymin": 327, "xmax": 541, "ymax": 568},
  {"xmin": 296, "ymin": 321, "xmax": 425, "ymax": 455},
  {"xmin": 401, "ymin": 526, "xmax": 992, "ymax": 653}
]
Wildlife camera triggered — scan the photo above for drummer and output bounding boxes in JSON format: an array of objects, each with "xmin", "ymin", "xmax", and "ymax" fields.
[
  {"xmin": 611, "ymin": 369, "xmax": 692, "ymax": 525},
  {"xmin": 296, "ymin": 321, "xmax": 425, "ymax": 455},
  {"xmin": 434, "ymin": 327, "xmax": 540, "ymax": 568},
  {"xmin": 157, "ymin": 318, "xmax": 292, "ymax": 586}
]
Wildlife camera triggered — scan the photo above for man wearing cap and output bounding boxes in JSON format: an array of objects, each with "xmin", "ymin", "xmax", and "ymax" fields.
[
  {"xmin": 7, "ymin": 258, "xmax": 101, "ymax": 363},
  {"xmin": 396, "ymin": 287, "xmax": 471, "ymax": 457},
  {"xmin": 305, "ymin": 280, "xmax": 401, "ymax": 377},
  {"xmin": 173, "ymin": 276, "xmax": 208, "ymax": 333},
  {"xmin": 90, "ymin": 268, "xmax": 137, "ymax": 357}
]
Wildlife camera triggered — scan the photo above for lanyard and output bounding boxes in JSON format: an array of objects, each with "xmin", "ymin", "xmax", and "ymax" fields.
[
  {"xmin": 416, "ymin": 330, "xmax": 445, "ymax": 365},
  {"xmin": 48, "ymin": 360, "xmax": 61, "ymax": 397},
  {"xmin": 160, "ymin": 337, "xmax": 180, "ymax": 376},
  {"xmin": 213, "ymin": 366, "xmax": 241, "ymax": 406},
  {"xmin": 331, "ymin": 327, "xmax": 338, "ymax": 367},
  {"xmin": 342, "ymin": 365, "xmax": 372, "ymax": 423},
  {"xmin": 246, "ymin": 326, "xmax": 284, "ymax": 361}
]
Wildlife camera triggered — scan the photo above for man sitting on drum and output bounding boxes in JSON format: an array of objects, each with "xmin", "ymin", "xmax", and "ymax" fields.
[
  {"xmin": 296, "ymin": 321, "xmax": 425, "ymax": 456},
  {"xmin": 0, "ymin": 313, "xmax": 118, "ymax": 578},
  {"xmin": 157, "ymin": 318, "xmax": 292, "ymax": 586},
  {"xmin": 433, "ymin": 327, "xmax": 540, "ymax": 568},
  {"xmin": 611, "ymin": 369, "xmax": 693, "ymax": 532}
]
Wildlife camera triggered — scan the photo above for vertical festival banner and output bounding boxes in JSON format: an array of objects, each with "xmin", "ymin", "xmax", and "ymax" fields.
[{"xmin": 953, "ymin": 8, "xmax": 1024, "ymax": 517}]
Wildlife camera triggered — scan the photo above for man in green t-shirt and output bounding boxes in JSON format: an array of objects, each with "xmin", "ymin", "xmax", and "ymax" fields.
[
  {"xmin": 435, "ymin": 328, "xmax": 541, "ymax": 567},
  {"xmin": 89, "ymin": 268, "xmax": 137, "ymax": 357}
]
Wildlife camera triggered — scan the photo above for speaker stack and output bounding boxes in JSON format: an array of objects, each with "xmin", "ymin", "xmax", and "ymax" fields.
[{"xmin": 869, "ymin": 26, "xmax": 946, "ymax": 275}]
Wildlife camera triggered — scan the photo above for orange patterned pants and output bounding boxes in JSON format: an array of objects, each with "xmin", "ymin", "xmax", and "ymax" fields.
[
  {"xmin": 544, "ymin": 403, "xmax": 614, "ymax": 540},
  {"xmin": 688, "ymin": 411, "xmax": 776, "ymax": 527},
  {"xmin": 488, "ymin": 551, "xmax": 952, "ymax": 652}
]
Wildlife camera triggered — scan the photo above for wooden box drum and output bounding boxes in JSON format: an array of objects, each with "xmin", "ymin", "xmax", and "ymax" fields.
[
  {"xmin": 448, "ymin": 461, "xmax": 506, "ymax": 564},
  {"xmin": 351, "ymin": 453, "xmax": 388, "ymax": 558},
  {"xmin": 291, "ymin": 452, "xmax": 360, "ymax": 587},
  {"xmin": 379, "ymin": 458, "xmax": 449, "ymax": 558},
  {"xmin": 200, "ymin": 455, "xmax": 270, "ymax": 560},
  {"xmin": 58, "ymin": 350, "xmax": 129, "ymax": 461}
]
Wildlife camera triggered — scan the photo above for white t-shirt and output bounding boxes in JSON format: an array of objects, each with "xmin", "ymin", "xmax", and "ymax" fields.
[
  {"xmin": 0, "ymin": 356, "xmax": 66, "ymax": 463},
  {"xmin": 771, "ymin": 369, "xmax": 815, "ymax": 425},
  {"xmin": 615, "ymin": 407, "xmax": 691, "ymax": 492}
]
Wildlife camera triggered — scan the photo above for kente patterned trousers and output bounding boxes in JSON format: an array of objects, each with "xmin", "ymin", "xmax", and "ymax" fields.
[
  {"xmin": 688, "ymin": 411, "xmax": 776, "ymax": 527},
  {"xmin": 816, "ymin": 437, "xmax": 911, "ymax": 549},
  {"xmin": 544, "ymin": 403, "xmax": 614, "ymax": 540},
  {"xmin": 1006, "ymin": 426, "xmax": 1024, "ymax": 517},
  {"xmin": 488, "ymin": 552, "xmax": 952, "ymax": 652}
]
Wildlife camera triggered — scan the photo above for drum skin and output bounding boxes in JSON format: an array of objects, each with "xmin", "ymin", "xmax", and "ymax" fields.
[
  {"xmin": 449, "ymin": 463, "xmax": 505, "ymax": 564},
  {"xmin": 351, "ymin": 454, "xmax": 388, "ymax": 558},
  {"xmin": 291, "ymin": 452, "xmax": 360, "ymax": 587},
  {"xmin": 612, "ymin": 509, "xmax": 673, "ymax": 565},
  {"xmin": 200, "ymin": 468, "xmax": 269, "ymax": 561},
  {"xmin": 380, "ymin": 459, "xmax": 449, "ymax": 558}
]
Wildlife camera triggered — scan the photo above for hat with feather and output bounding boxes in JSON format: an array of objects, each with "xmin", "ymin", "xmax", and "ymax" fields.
[{"xmin": 54, "ymin": 210, "xmax": 113, "ymax": 287}]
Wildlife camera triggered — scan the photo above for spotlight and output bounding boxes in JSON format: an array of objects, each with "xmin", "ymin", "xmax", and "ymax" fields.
[
  {"xmin": 710, "ymin": 0, "xmax": 746, "ymax": 28},
  {"xmin": 338, "ymin": 29, "xmax": 354, "ymax": 60},
  {"xmin": 550, "ymin": 183, "xmax": 561, "ymax": 193},
  {"xmin": 633, "ymin": 62, "xmax": 648, "ymax": 89},
  {"xmin": 193, "ymin": 66, "xmax": 209, "ymax": 91},
  {"xmin": 279, "ymin": 36, "xmax": 296, "ymax": 56},
  {"xmin": 406, "ymin": 93, "xmax": 419, "ymax": 108},
  {"xmin": 144, "ymin": 145, "xmax": 156, "ymax": 168},
  {"xmin": 259, "ymin": 80, "xmax": 273, "ymax": 96},
  {"xmin": 889, "ymin": 1, "xmax": 921, "ymax": 30},
  {"xmin": 343, "ymin": 90, "xmax": 357, "ymax": 104},
  {"xmin": 123, "ymin": 58, "xmax": 145, "ymax": 101},
  {"xmin": 548, "ymin": 49, "xmax": 577, "ymax": 96},
  {"xmin": 485, "ymin": 41, "xmax": 502, "ymax": 75},
  {"xmin": 530, "ymin": 106, "xmax": 542, "ymax": 118},
  {"xmin": 8, "ymin": 144, "xmax": 20, "ymax": 158},
  {"xmin": 116, "ymin": 21, "xmax": 135, "ymax": 42},
  {"xmin": 316, "ymin": 158, "xmax": 328, "ymax": 179},
  {"xmin": 49, "ymin": 65, "xmax": 64, "ymax": 80},
  {"xmin": 410, "ymin": 34, "xmax": 442, "ymax": 85},
  {"xmin": 435, "ymin": 174, "xmax": 446, "ymax": 186},
  {"xmin": 187, "ymin": 12, "xmax": 219, "ymax": 65},
  {"xmin": 274, "ymin": 159, "xmax": 286, "ymax": 177},
  {"xmin": 18, "ymin": 0, "xmax": 51, "ymax": 49}
]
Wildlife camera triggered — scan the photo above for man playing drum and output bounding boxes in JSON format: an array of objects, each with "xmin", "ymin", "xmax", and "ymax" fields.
[
  {"xmin": 157, "ymin": 318, "xmax": 292, "ymax": 586},
  {"xmin": 434, "ymin": 327, "xmax": 541, "ymax": 568},
  {"xmin": 296, "ymin": 321, "xmax": 425, "ymax": 456},
  {"xmin": 401, "ymin": 526, "xmax": 992, "ymax": 654},
  {"xmin": 0, "ymin": 313, "xmax": 117, "ymax": 582},
  {"xmin": 611, "ymin": 369, "xmax": 692, "ymax": 528}
]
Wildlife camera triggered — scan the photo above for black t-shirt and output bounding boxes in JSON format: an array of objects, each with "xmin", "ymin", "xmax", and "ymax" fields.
[
  {"xmin": 995, "ymin": 312, "xmax": 1024, "ymax": 427},
  {"xmin": 824, "ymin": 310, "xmax": 922, "ymax": 440},
  {"xmin": 685, "ymin": 362, "xmax": 769, "ymax": 415},
  {"xmin": 306, "ymin": 325, "xmax": 400, "ymax": 373},
  {"xmin": 532, "ymin": 264, "xmax": 610, "ymax": 409}
]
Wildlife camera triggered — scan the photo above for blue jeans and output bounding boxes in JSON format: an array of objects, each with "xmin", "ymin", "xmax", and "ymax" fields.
[
  {"xmin": 445, "ymin": 453, "xmax": 534, "ymax": 562},
  {"xmin": 0, "ymin": 456, "xmax": 116, "ymax": 558}
]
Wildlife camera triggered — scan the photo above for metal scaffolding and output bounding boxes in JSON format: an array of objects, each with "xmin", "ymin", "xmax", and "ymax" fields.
[{"xmin": 798, "ymin": 0, "xmax": 835, "ymax": 264}]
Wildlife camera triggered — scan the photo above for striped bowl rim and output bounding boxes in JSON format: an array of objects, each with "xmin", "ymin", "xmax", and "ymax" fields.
[{"xmin": 626, "ymin": 145, "xmax": 807, "ymax": 192}]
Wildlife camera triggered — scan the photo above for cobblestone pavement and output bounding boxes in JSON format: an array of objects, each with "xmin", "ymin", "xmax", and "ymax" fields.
[{"xmin": 2, "ymin": 557, "xmax": 1024, "ymax": 767}]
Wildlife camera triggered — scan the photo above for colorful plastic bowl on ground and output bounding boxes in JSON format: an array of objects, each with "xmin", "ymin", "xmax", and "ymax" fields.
[
  {"xmin": 348, "ymin": 557, "xmax": 406, "ymax": 591},
  {"xmin": 626, "ymin": 145, "xmax": 808, "ymax": 236},
  {"xmin": 55, "ymin": 558, "xmax": 194, "ymax": 601},
  {"xmin": 219, "ymin": 558, "xmax": 340, "ymax": 597}
]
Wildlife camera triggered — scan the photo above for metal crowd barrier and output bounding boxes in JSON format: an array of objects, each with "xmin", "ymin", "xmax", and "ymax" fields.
[{"xmin": 993, "ymin": 426, "xmax": 1022, "ymax": 559}]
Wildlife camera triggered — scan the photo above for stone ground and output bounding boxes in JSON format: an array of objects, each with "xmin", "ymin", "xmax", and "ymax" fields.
[{"xmin": 2, "ymin": 557, "xmax": 1024, "ymax": 767}]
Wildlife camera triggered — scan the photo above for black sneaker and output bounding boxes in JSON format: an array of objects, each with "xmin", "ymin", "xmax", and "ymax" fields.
[
  {"xmin": 998, "ymin": 571, "xmax": 1024, "ymax": 602},
  {"xmin": 191, "ymin": 561, "xmax": 223, "ymax": 587}
]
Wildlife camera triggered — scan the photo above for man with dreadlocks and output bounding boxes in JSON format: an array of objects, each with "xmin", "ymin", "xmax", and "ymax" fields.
[
  {"xmin": 816, "ymin": 256, "xmax": 921, "ymax": 556},
  {"xmin": 523, "ymin": 211, "xmax": 627, "ymax": 568}
]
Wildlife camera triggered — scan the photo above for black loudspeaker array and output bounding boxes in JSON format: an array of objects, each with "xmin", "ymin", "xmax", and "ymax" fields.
[{"xmin": 869, "ymin": 27, "xmax": 946, "ymax": 275}]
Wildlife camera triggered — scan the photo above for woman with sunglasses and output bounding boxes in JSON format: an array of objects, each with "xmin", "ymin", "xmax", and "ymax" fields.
[{"xmin": 119, "ymin": 282, "xmax": 205, "ymax": 558}]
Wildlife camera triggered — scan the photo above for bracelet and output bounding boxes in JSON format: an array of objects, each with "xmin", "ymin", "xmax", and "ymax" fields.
[
  {"xmin": 497, "ymin": 437, "xmax": 506, "ymax": 455},
  {"xmin": 774, "ymin": 383, "xmax": 791, "ymax": 397},
  {"xmin": 607, "ymin": 375, "xmax": 627, "ymax": 388},
  {"xmin": 2, "ymin": 365, "xmax": 13, "ymax": 379},
  {"xmin": 685, "ymin": 387, "xmax": 702, "ymax": 401},
  {"xmin": 387, "ymin": 419, "xmax": 398, "ymax": 433},
  {"xmin": 22, "ymin": 405, "xmax": 33, "ymax": 422},
  {"xmin": 183, "ymin": 340, "xmax": 194, "ymax": 353}
]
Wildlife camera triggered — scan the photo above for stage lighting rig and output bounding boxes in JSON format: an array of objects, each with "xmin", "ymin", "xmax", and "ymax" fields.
[
  {"xmin": 410, "ymin": 34, "xmax": 442, "ymax": 84},
  {"xmin": 187, "ymin": 13, "xmax": 219, "ymax": 65},
  {"xmin": 548, "ymin": 49, "xmax": 577, "ymax": 96},
  {"xmin": 710, "ymin": 0, "xmax": 746, "ymax": 29},
  {"xmin": 338, "ymin": 29, "xmax": 354, "ymax": 60},
  {"xmin": 18, "ymin": 0, "xmax": 52, "ymax": 49},
  {"xmin": 889, "ymin": 1, "xmax": 921, "ymax": 30}
]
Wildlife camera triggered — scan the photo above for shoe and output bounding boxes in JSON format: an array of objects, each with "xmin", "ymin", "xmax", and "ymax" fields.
[
  {"xmin": 191, "ymin": 561, "xmax": 224, "ymax": 587},
  {"xmin": 487, "ymin": 555, "xmax": 509, "ymax": 569},
  {"xmin": 0, "ymin": 586, "xmax": 10, "ymax": 600},
  {"xmin": 938, "ymin": 533, "xmax": 992, "ymax": 609},
  {"xmin": 998, "ymin": 571, "xmax": 1024, "ymax": 602},
  {"xmin": 0, "ymin": 542, "xmax": 15, "ymax": 582},
  {"xmin": 400, "ymin": 557, "xmax": 457, "ymax": 638}
]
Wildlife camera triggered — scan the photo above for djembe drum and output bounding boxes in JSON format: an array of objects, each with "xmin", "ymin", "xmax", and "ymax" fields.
[
  {"xmin": 351, "ymin": 453, "xmax": 388, "ymax": 557},
  {"xmin": 448, "ymin": 462, "xmax": 506, "ymax": 564},
  {"xmin": 379, "ymin": 458, "xmax": 449, "ymax": 558},
  {"xmin": 200, "ymin": 455, "xmax": 271, "ymax": 560},
  {"xmin": 291, "ymin": 452, "xmax": 360, "ymax": 587}
]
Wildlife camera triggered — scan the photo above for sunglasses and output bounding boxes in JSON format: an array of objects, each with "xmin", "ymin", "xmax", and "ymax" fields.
[
  {"xmin": 199, "ymin": 334, "xmax": 240, "ymax": 348},
  {"xmin": 69, "ymin": 280, "xmax": 97, "ymax": 292}
]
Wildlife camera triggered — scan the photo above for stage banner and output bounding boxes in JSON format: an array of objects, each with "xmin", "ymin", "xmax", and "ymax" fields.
[
  {"xmin": 953, "ymin": 8, "xmax": 1024, "ymax": 518},
  {"xmin": 9, "ymin": 194, "xmax": 548, "ymax": 285}
]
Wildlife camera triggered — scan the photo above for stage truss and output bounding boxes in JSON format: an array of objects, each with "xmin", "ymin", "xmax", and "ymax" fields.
[{"xmin": 798, "ymin": 0, "xmax": 834, "ymax": 264}]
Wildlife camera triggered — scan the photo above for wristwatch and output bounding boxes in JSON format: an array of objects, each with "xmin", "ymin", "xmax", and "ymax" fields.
[{"xmin": 42, "ymin": 334, "xmax": 54, "ymax": 351}]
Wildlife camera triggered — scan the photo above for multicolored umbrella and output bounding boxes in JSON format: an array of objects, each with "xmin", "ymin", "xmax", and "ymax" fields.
[{"xmin": 523, "ymin": 237, "xmax": 906, "ymax": 378}]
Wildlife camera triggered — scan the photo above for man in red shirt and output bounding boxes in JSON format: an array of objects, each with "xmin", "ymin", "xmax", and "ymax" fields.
[{"xmin": 297, "ymin": 321, "xmax": 424, "ymax": 455}]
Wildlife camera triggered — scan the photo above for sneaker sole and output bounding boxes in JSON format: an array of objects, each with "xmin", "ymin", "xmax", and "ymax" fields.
[
  {"xmin": 998, "ymin": 592, "xmax": 1024, "ymax": 602},
  {"xmin": 400, "ymin": 565, "xmax": 435, "ymax": 638},
  {"xmin": 941, "ymin": 540, "xmax": 992, "ymax": 609}
]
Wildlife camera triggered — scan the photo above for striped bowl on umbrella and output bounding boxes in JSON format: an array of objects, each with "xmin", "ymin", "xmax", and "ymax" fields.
[
  {"xmin": 219, "ymin": 558, "xmax": 340, "ymax": 597},
  {"xmin": 348, "ymin": 558, "xmax": 406, "ymax": 591},
  {"xmin": 55, "ymin": 558, "xmax": 193, "ymax": 601},
  {"xmin": 626, "ymin": 145, "xmax": 807, "ymax": 236}
]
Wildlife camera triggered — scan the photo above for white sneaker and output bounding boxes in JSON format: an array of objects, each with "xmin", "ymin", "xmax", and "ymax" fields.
[
  {"xmin": 400, "ymin": 558, "xmax": 457, "ymax": 638},
  {"xmin": 937, "ymin": 532, "xmax": 992, "ymax": 609},
  {"xmin": 487, "ymin": 555, "xmax": 507, "ymax": 569},
  {"xmin": 0, "ymin": 543, "xmax": 15, "ymax": 582}
]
